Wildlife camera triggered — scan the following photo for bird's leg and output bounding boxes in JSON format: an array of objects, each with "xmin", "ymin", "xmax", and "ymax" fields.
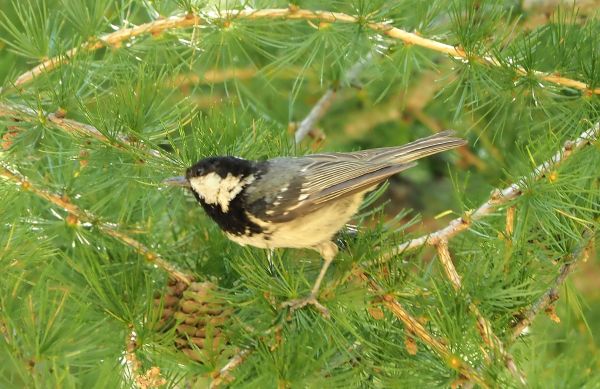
[{"xmin": 281, "ymin": 241, "xmax": 338, "ymax": 318}]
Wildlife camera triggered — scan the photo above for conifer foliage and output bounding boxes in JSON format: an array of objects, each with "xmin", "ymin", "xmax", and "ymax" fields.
[{"xmin": 0, "ymin": 1, "xmax": 599, "ymax": 387}]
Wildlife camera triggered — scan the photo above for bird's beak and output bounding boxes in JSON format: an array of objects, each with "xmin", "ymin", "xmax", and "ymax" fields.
[{"xmin": 162, "ymin": 176, "xmax": 190, "ymax": 187}]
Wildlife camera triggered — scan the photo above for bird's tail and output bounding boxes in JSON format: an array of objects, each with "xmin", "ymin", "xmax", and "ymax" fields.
[{"xmin": 364, "ymin": 130, "xmax": 466, "ymax": 163}]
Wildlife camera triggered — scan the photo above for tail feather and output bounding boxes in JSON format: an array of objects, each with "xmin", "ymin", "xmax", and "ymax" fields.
[
  {"xmin": 305, "ymin": 131, "xmax": 465, "ymax": 164},
  {"xmin": 361, "ymin": 130, "xmax": 466, "ymax": 163},
  {"xmin": 388, "ymin": 134, "xmax": 466, "ymax": 163}
]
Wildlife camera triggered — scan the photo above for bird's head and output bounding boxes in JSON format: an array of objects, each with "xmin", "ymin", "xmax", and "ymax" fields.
[{"xmin": 164, "ymin": 156, "xmax": 255, "ymax": 212}]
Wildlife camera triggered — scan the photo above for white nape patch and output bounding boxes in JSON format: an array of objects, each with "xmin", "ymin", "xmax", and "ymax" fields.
[
  {"xmin": 298, "ymin": 193, "xmax": 309, "ymax": 201},
  {"xmin": 190, "ymin": 173, "xmax": 254, "ymax": 212}
]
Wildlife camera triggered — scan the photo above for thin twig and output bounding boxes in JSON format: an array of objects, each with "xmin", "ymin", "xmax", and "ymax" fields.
[
  {"xmin": 209, "ymin": 349, "xmax": 251, "ymax": 388},
  {"xmin": 505, "ymin": 206, "xmax": 515, "ymax": 239},
  {"xmin": 354, "ymin": 267, "xmax": 490, "ymax": 388},
  {"xmin": 172, "ymin": 67, "xmax": 258, "ymax": 86},
  {"xmin": 380, "ymin": 122, "xmax": 600, "ymax": 261},
  {"xmin": 294, "ymin": 52, "xmax": 375, "ymax": 143},
  {"xmin": 7, "ymin": 8, "xmax": 600, "ymax": 95},
  {"xmin": 294, "ymin": 89, "xmax": 337, "ymax": 144},
  {"xmin": 0, "ymin": 102, "xmax": 165, "ymax": 159},
  {"xmin": 436, "ymin": 240, "xmax": 463, "ymax": 288},
  {"xmin": 124, "ymin": 329, "xmax": 142, "ymax": 384},
  {"xmin": 125, "ymin": 329, "xmax": 168, "ymax": 388},
  {"xmin": 0, "ymin": 164, "xmax": 192, "ymax": 285},
  {"xmin": 211, "ymin": 265, "xmax": 495, "ymax": 387},
  {"xmin": 436, "ymin": 241, "xmax": 526, "ymax": 385},
  {"xmin": 510, "ymin": 230, "xmax": 595, "ymax": 342}
]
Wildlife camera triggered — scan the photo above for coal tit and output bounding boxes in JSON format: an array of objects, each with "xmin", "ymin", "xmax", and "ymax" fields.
[{"xmin": 166, "ymin": 131, "xmax": 466, "ymax": 316}]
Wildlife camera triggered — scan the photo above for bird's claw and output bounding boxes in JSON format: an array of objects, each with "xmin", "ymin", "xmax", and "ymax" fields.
[{"xmin": 281, "ymin": 294, "xmax": 330, "ymax": 319}]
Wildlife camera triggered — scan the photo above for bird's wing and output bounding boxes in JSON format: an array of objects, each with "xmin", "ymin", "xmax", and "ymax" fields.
[
  {"xmin": 247, "ymin": 160, "xmax": 415, "ymax": 223},
  {"xmin": 247, "ymin": 131, "xmax": 465, "ymax": 222},
  {"xmin": 294, "ymin": 161, "xmax": 415, "ymax": 210}
]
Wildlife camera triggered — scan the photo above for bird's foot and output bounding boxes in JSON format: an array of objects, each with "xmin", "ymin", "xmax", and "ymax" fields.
[{"xmin": 281, "ymin": 293, "xmax": 330, "ymax": 319}]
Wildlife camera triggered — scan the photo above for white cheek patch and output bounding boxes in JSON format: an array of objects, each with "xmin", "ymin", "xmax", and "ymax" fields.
[
  {"xmin": 190, "ymin": 173, "xmax": 254, "ymax": 212},
  {"xmin": 190, "ymin": 172, "xmax": 222, "ymax": 206}
]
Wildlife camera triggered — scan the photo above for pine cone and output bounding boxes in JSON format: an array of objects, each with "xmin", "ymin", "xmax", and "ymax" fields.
[{"xmin": 155, "ymin": 279, "xmax": 233, "ymax": 363}]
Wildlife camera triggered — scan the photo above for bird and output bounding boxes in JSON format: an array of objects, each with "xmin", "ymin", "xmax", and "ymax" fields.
[{"xmin": 165, "ymin": 131, "xmax": 466, "ymax": 317}]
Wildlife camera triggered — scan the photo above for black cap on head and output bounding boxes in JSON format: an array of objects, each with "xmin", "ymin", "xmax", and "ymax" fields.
[{"xmin": 186, "ymin": 156, "xmax": 253, "ymax": 179}]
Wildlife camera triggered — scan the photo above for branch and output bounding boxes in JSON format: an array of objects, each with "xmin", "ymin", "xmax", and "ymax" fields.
[
  {"xmin": 294, "ymin": 52, "xmax": 375, "ymax": 143},
  {"xmin": 510, "ymin": 230, "xmax": 595, "ymax": 342},
  {"xmin": 210, "ymin": 265, "xmax": 498, "ymax": 387},
  {"xmin": 209, "ymin": 349, "xmax": 251, "ymax": 388},
  {"xmin": 354, "ymin": 267, "xmax": 490, "ymax": 388},
  {"xmin": 124, "ymin": 329, "xmax": 168, "ymax": 388},
  {"xmin": 0, "ymin": 104, "xmax": 252, "ymax": 382},
  {"xmin": 436, "ymin": 241, "xmax": 526, "ymax": 385},
  {"xmin": 436, "ymin": 240, "xmax": 463, "ymax": 288},
  {"xmin": 0, "ymin": 164, "xmax": 192, "ymax": 285},
  {"xmin": 380, "ymin": 122, "xmax": 600, "ymax": 260},
  {"xmin": 0, "ymin": 102, "xmax": 165, "ymax": 159},
  {"xmin": 171, "ymin": 67, "xmax": 258, "ymax": 86},
  {"xmin": 293, "ymin": 89, "xmax": 336, "ymax": 144},
  {"xmin": 208, "ymin": 318, "xmax": 288, "ymax": 387},
  {"xmin": 124, "ymin": 329, "xmax": 142, "ymax": 384},
  {"xmin": 7, "ymin": 8, "xmax": 600, "ymax": 95}
]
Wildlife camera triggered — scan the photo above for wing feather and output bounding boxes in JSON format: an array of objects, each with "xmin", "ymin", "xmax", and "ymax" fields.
[
  {"xmin": 264, "ymin": 162, "xmax": 416, "ymax": 222},
  {"xmin": 248, "ymin": 131, "xmax": 465, "ymax": 222}
]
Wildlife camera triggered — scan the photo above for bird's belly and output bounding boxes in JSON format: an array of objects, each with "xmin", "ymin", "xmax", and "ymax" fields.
[{"xmin": 226, "ymin": 193, "xmax": 365, "ymax": 250}]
